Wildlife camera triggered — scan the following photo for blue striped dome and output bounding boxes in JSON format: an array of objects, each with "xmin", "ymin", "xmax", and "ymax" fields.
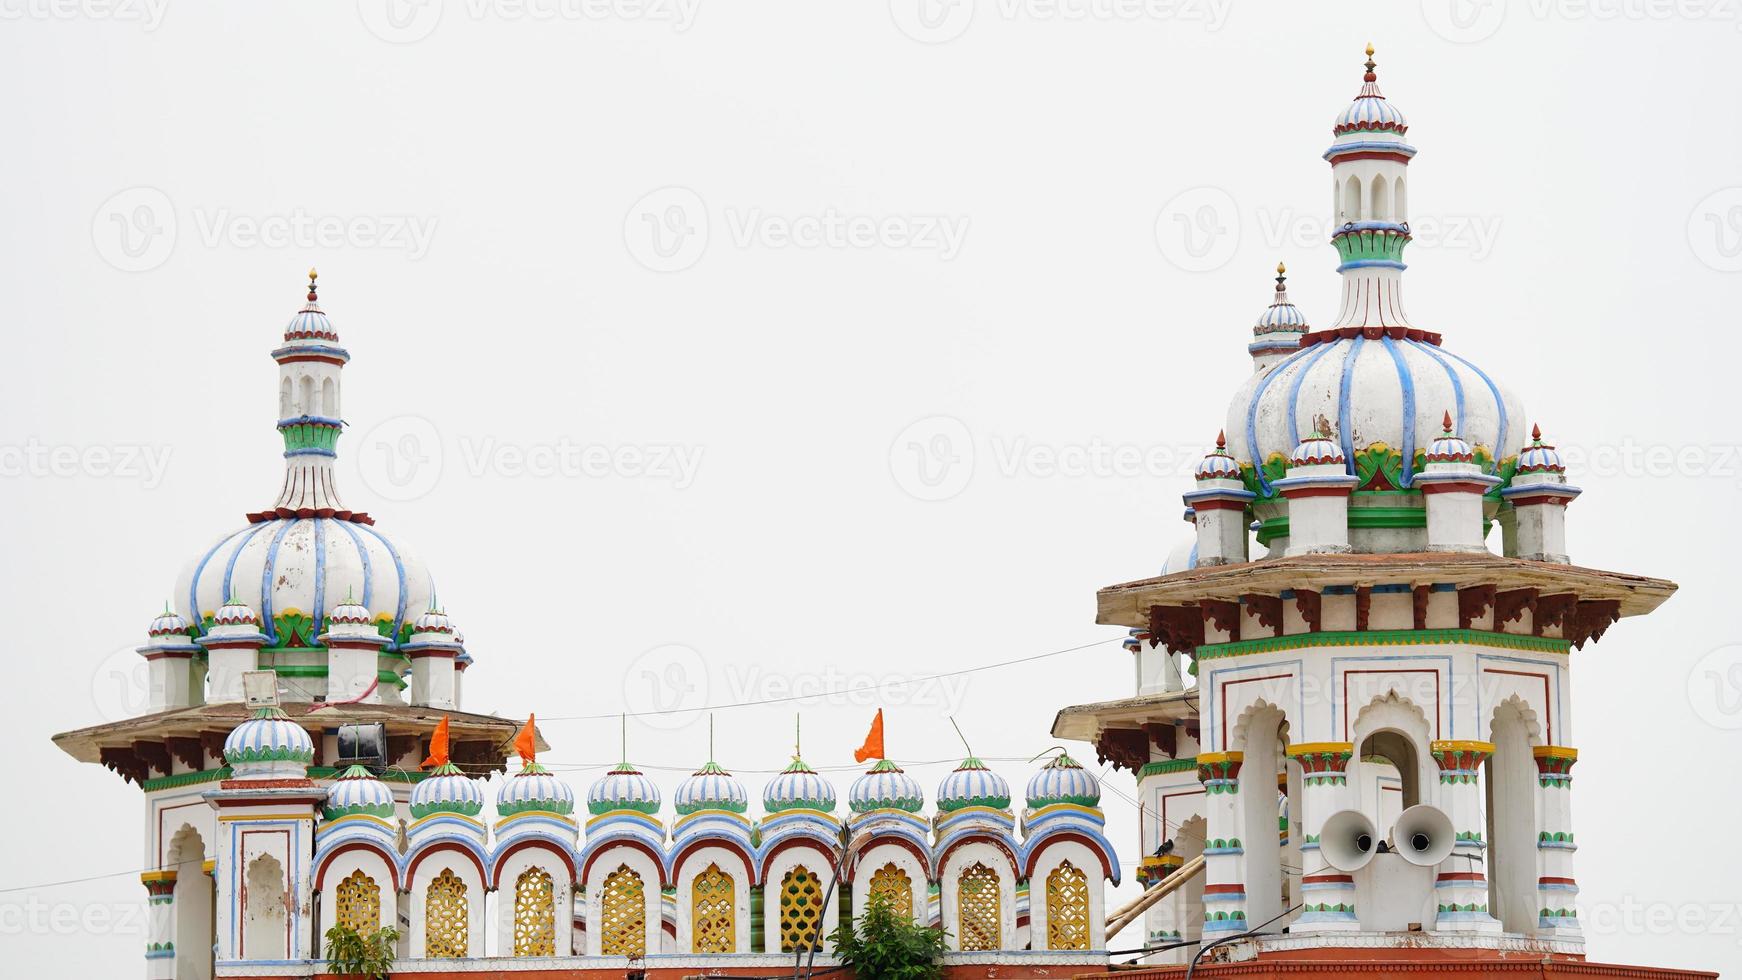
[
  {"xmin": 849, "ymin": 759, "xmax": 925, "ymax": 814},
  {"xmin": 223, "ymin": 707, "xmax": 315, "ymax": 777},
  {"xmin": 1517, "ymin": 425, "xmax": 1565, "ymax": 474},
  {"xmin": 674, "ymin": 760, "xmax": 749, "ymax": 815},
  {"xmin": 497, "ymin": 762, "xmax": 575, "ymax": 817},
  {"xmin": 147, "ymin": 608, "xmax": 192, "ymax": 638},
  {"xmin": 1334, "ymin": 84, "xmax": 1407, "ymax": 136},
  {"xmin": 1194, "ymin": 436, "xmax": 1241, "ymax": 481},
  {"xmin": 763, "ymin": 757, "xmax": 836, "ymax": 813},
  {"xmin": 212, "ymin": 597, "xmax": 261, "ymax": 627},
  {"xmin": 324, "ymin": 764, "xmax": 397, "ymax": 820},
  {"xmin": 283, "ymin": 298, "xmax": 338, "ymax": 343},
  {"xmin": 1025, "ymin": 753, "xmax": 1101, "ymax": 809},
  {"xmin": 936, "ymin": 757, "xmax": 1011, "ymax": 812},
  {"xmin": 1228, "ymin": 335, "xmax": 1524, "ymax": 490},
  {"xmin": 588, "ymin": 762, "xmax": 662, "ymax": 816},
  {"xmin": 412, "ymin": 606, "xmax": 456, "ymax": 635},
  {"xmin": 178, "ymin": 517, "xmax": 433, "ymax": 650},
  {"xmin": 1425, "ymin": 429, "xmax": 1474, "ymax": 463},
  {"xmin": 411, "ymin": 762, "xmax": 485, "ymax": 818},
  {"xmin": 1254, "ymin": 268, "xmax": 1309, "ymax": 336},
  {"xmin": 1290, "ymin": 435, "xmax": 1345, "ymax": 466}
]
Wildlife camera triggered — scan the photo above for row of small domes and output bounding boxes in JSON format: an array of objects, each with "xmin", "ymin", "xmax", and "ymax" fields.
[
  {"xmin": 220, "ymin": 711, "xmax": 1100, "ymax": 821},
  {"xmin": 141, "ymin": 599, "xmax": 468, "ymax": 651}
]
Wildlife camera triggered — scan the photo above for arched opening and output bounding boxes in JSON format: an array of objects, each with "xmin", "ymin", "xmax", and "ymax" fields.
[
  {"xmin": 278, "ymin": 378, "xmax": 292, "ymax": 420},
  {"xmin": 1044, "ymin": 861, "xmax": 1090, "ymax": 950},
  {"xmin": 1358, "ymin": 730, "xmax": 1420, "ymax": 814},
  {"xmin": 956, "ymin": 862, "xmax": 1001, "ymax": 951},
  {"xmin": 600, "ymin": 864, "xmax": 645, "ymax": 957},
  {"xmin": 1393, "ymin": 176, "xmax": 1407, "ymax": 224},
  {"xmin": 320, "ymin": 377, "xmax": 336, "ymax": 417},
  {"xmin": 424, "ymin": 868, "xmax": 468, "ymax": 958},
  {"xmin": 867, "ymin": 862, "xmax": 912, "ymax": 920},
  {"xmin": 1342, "ymin": 175, "xmax": 1363, "ymax": 223},
  {"xmin": 1237, "ymin": 704, "xmax": 1287, "ymax": 929},
  {"xmin": 242, "ymin": 854, "xmax": 288, "ymax": 960},
  {"xmin": 1488, "ymin": 699, "xmax": 1539, "ymax": 934},
  {"xmin": 1370, "ymin": 175, "xmax": 1390, "ymax": 223},
  {"xmin": 512, "ymin": 867, "xmax": 556, "ymax": 957},
  {"xmin": 298, "ymin": 375, "xmax": 314, "ymax": 416},
  {"xmin": 691, "ymin": 862, "xmax": 736, "ymax": 953},
  {"xmin": 335, "ymin": 870, "xmax": 381, "ymax": 934},
  {"xmin": 778, "ymin": 865, "xmax": 823, "ymax": 953},
  {"xmin": 168, "ymin": 826, "xmax": 213, "ymax": 980}
]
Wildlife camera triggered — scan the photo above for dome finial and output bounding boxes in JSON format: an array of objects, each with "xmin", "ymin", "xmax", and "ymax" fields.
[
  {"xmin": 1532, "ymin": 422, "xmax": 1544, "ymax": 444},
  {"xmin": 1215, "ymin": 429, "xmax": 1227, "ymax": 450},
  {"xmin": 306, "ymin": 267, "xmax": 318, "ymax": 303},
  {"xmin": 1442, "ymin": 409, "xmax": 1454, "ymax": 435},
  {"xmin": 1364, "ymin": 43, "xmax": 1377, "ymax": 82}
]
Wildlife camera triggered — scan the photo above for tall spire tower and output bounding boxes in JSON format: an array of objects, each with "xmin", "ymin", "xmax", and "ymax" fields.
[
  {"xmin": 1313, "ymin": 44, "xmax": 1431, "ymax": 343},
  {"xmin": 268, "ymin": 268, "xmax": 352, "ymax": 516}
]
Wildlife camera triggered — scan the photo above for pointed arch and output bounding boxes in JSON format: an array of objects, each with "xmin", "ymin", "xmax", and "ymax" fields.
[
  {"xmin": 956, "ymin": 862, "xmax": 1001, "ymax": 951},
  {"xmin": 600, "ymin": 864, "xmax": 646, "ymax": 957},
  {"xmin": 1342, "ymin": 174, "xmax": 1363, "ymax": 223},
  {"xmin": 1370, "ymin": 174, "xmax": 1390, "ymax": 223},
  {"xmin": 777, "ymin": 864, "xmax": 824, "ymax": 953},
  {"xmin": 690, "ymin": 862, "xmax": 736, "ymax": 953},
  {"xmin": 424, "ymin": 868, "xmax": 469, "ymax": 958},
  {"xmin": 512, "ymin": 867, "xmax": 556, "ymax": 957},
  {"xmin": 867, "ymin": 862, "xmax": 912, "ymax": 919},
  {"xmin": 1044, "ymin": 861, "xmax": 1091, "ymax": 950}
]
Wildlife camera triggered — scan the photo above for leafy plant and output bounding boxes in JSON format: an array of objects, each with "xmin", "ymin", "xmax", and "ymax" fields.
[
  {"xmin": 826, "ymin": 891, "xmax": 948, "ymax": 980},
  {"xmin": 324, "ymin": 923, "xmax": 399, "ymax": 979}
]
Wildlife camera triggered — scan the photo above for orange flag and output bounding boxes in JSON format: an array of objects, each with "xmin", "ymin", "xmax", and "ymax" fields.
[
  {"xmin": 421, "ymin": 716, "xmax": 451, "ymax": 769},
  {"xmin": 853, "ymin": 709, "xmax": 885, "ymax": 763},
  {"xmin": 513, "ymin": 714, "xmax": 537, "ymax": 765}
]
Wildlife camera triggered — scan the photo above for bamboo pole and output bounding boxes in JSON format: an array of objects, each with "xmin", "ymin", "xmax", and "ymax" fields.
[{"xmin": 1103, "ymin": 854, "xmax": 1205, "ymax": 943}]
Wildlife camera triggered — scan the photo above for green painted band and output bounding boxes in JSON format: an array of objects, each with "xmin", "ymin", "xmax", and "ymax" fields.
[
  {"xmin": 1197, "ymin": 628, "xmax": 1570, "ymax": 661},
  {"xmin": 1139, "ymin": 758, "xmax": 1199, "ymax": 778}
]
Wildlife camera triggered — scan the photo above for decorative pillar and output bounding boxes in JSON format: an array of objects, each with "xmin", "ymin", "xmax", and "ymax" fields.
[
  {"xmin": 1139, "ymin": 853, "xmax": 1186, "ymax": 963},
  {"xmin": 1183, "ymin": 434, "xmax": 1255, "ymax": 567},
  {"xmin": 318, "ymin": 594, "xmax": 392, "ymax": 704},
  {"xmin": 1285, "ymin": 743, "xmax": 1358, "ymax": 933},
  {"xmin": 1413, "ymin": 414, "xmax": 1500, "ymax": 553},
  {"xmin": 141, "ymin": 871, "xmax": 176, "ymax": 979},
  {"xmin": 1196, "ymin": 752, "xmax": 1247, "ymax": 940},
  {"xmin": 1501, "ymin": 426, "xmax": 1580, "ymax": 563},
  {"xmin": 1533, "ymin": 746, "xmax": 1582, "ymax": 940},
  {"xmin": 1275, "ymin": 434, "xmax": 1359, "ymax": 556},
  {"xmin": 1429, "ymin": 741, "xmax": 1501, "ymax": 933},
  {"xmin": 400, "ymin": 607, "xmax": 462, "ymax": 709},
  {"xmin": 141, "ymin": 610, "xmax": 202, "ymax": 712},
  {"xmin": 198, "ymin": 599, "xmax": 270, "ymax": 704}
]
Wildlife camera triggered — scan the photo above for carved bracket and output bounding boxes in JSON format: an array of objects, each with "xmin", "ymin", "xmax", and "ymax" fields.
[
  {"xmin": 1294, "ymin": 589, "xmax": 1321, "ymax": 633},
  {"xmin": 1458, "ymin": 584, "xmax": 1497, "ymax": 629}
]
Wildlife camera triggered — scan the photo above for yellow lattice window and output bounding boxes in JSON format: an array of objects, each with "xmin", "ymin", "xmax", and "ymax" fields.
[
  {"xmin": 867, "ymin": 862, "xmax": 912, "ymax": 920},
  {"xmin": 600, "ymin": 865, "xmax": 646, "ymax": 957},
  {"xmin": 956, "ymin": 862, "xmax": 1001, "ymax": 951},
  {"xmin": 779, "ymin": 865, "xmax": 824, "ymax": 953},
  {"xmin": 513, "ymin": 867, "xmax": 556, "ymax": 957},
  {"xmin": 1045, "ymin": 861, "xmax": 1091, "ymax": 950},
  {"xmin": 335, "ymin": 870, "xmax": 380, "ymax": 933},
  {"xmin": 690, "ymin": 862, "xmax": 736, "ymax": 953},
  {"xmin": 423, "ymin": 868, "xmax": 468, "ymax": 958}
]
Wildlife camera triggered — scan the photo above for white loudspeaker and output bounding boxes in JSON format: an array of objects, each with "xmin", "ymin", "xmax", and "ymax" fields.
[
  {"xmin": 1390, "ymin": 804, "xmax": 1456, "ymax": 867},
  {"xmin": 1320, "ymin": 809, "xmax": 1379, "ymax": 872}
]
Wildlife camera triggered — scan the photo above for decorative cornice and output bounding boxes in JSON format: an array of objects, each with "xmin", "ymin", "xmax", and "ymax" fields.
[{"xmin": 1196, "ymin": 628, "xmax": 1569, "ymax": 661}]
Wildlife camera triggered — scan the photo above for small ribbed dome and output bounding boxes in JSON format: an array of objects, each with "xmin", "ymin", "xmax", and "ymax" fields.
[
  {"xmin": 328, "ymin": 596, "xmax": 374, "ymax": 626},
  {"xmin": 936, "ymin": 757, "xmax": 1011, "ymax": 812},
  {"xmin": 1194, "ymin": 433, "xmax": 1241, "ymax": 481},
  {"xmin": 324, "ymin": 764, "xmax": 396, "ymax": 820},
  {"xmin": 1291, "ymin": 434, "xmax": 1346, "ymax": 466},
  {"xmin": 497, "ymin": 762, "xmax": 576, "ymax": 817},
  {"xmin": 213, "ymin": 597, "xmax": 262, "ymax": 628},
  {"xmin": 411, "ymin": 762, "xmax": 485, "ymax": 818},
  {"xmin": 283, "ymin": 273, "xmax": 338, "ymax": 343},
  {"xmin": 588, "ymin": 762, "xmax": 662, "ymax": 816},
  {"xmin": 849, "ymin": 758, "xmax": 925, "ymax": 814},
  {"xmin": 674, "ymin": 760, "xmax": 749, "ymax": 815},
  {"xmin": 1517, "ymin": 425, "xmax": 1566, "ymax": 474},
  {"xmin": 147, "ymin": 608, "xmax": 192, "ymax": 638},
  {"xmin": 1424, "ymin": 412, "xmax": 1474, "ymax": 463},
  {"xmin": 223, "ymin": 707, "xmax": 315, "ymax": 777},
  {"xmin": 1025, "ymin": 752, "xmax": 1101, "ymax": 809},
  {"xmin": 763, "ymin": 757, "xmax": 836, "ymax": 814},
  {"xmin": 1333, "ymin": 49, "xmax": 1407, "ymax": 137},
  {"xmin": 1253, "ymin": 264, "xmax": 1309, "ymax": 336},
  {"xmin": 411, "ymin": 606, "xmax": 456, "ymax": 635}
]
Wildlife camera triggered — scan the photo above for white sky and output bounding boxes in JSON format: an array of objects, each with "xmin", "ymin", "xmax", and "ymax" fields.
[{"xmin": 4, "ymin": 1, "xmax": 1741, "ymax": 974}]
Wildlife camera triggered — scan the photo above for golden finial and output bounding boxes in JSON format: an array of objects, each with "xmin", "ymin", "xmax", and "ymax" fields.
[
  {"xmin": 1276, "ymin": 261, "xmax": 1287, "ymax": 276},
  {"xmin": 1365, "ymin": 42, "xmax": 1375, "ymax": 58},
  {"xmin": 306, "ymin": 267, "xmax": 319, "ymax": 303},
  {"xmin": 1363, "ymin": 43, "xmax": 1377, "ymax": 81}
]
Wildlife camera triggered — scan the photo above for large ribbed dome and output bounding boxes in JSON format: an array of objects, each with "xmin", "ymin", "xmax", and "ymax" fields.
[{"xmin": 1224, "ymin": 335, "xmax": 1525, "ymax": 494}]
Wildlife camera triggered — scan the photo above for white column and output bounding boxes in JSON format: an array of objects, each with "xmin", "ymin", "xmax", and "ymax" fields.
[
  {"xmin": 1429, "ymin": 741, "xmax": 1501, "ymax": 933},
  {"xmin": 1196, "ymin": 753, "xmax": 1248, "ymax": 941},
  {"xmin": 1286, "ymin": 743, "xmax": 1359, "ymax": 933},
  {"xmin": 1533, "ymin": 747, "xmax": 1582, "ymax": 942}
]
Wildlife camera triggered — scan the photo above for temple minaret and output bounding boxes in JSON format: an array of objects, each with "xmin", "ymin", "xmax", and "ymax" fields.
[
  {"xmin": 1321, "ymin": 45, "xmax": 1421, "ymax": 339},
  {"xmin": 270, "ymin": 268, "xmax": 351, "ymax": 516}
]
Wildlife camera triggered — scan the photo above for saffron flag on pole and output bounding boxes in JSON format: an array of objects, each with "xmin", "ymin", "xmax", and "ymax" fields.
[
  {"xmin": 421, "ymin": 716, "xmax": 451, "ymax": 769},
  {"xmin": 513, "ymin": 714, "xmax": 537, "ymax": 765},
  {"xmin": 853, "ymin": 708, "xmax": 885, "ymax": 763}
]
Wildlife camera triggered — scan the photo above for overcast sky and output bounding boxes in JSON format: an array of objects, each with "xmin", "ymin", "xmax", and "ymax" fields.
[{"xmin": 4, "ymin": 1, "xmax": 1741, "ymax": 974}]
